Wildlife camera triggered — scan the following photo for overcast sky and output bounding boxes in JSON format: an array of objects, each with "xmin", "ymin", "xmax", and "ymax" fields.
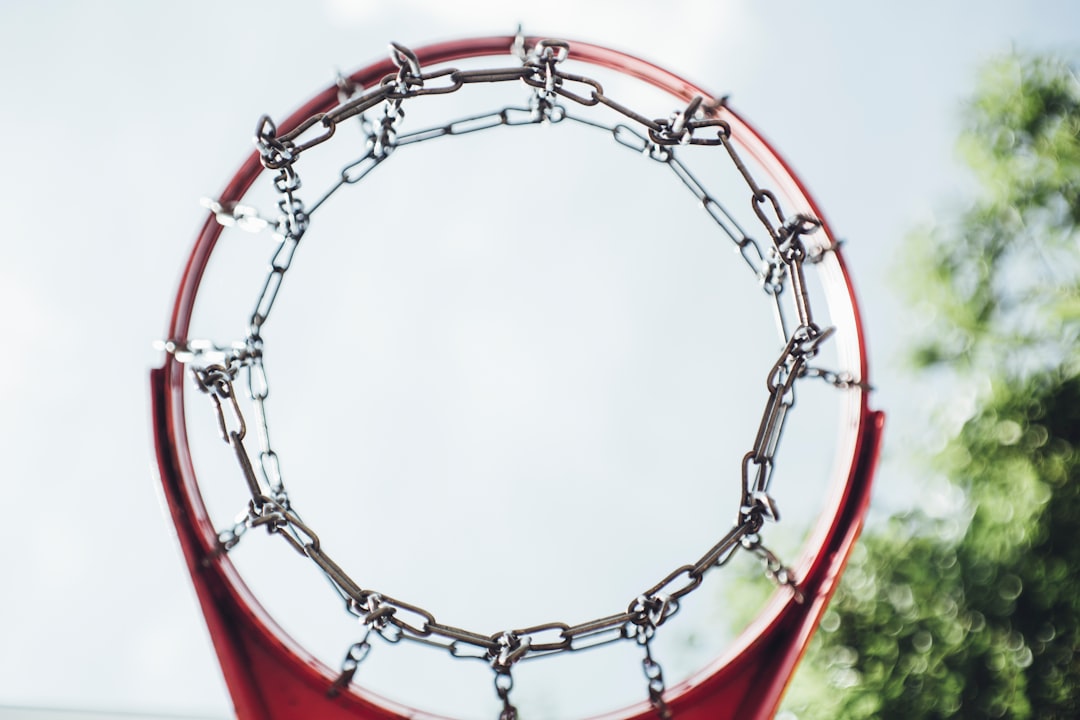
[{"xmin": 1, "ymin": 2, "xmax": 1078, "ymax": 719}]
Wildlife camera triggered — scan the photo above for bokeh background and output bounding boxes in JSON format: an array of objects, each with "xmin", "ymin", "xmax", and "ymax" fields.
[{"xmin": 1, "ymin": 1, "xmax": 1077, "ymax": 718}]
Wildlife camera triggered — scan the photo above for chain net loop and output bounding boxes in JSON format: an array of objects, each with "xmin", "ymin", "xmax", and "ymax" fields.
[{"xmin": 163, "ymin": 36, "xmax": 861, "ymax": 718}]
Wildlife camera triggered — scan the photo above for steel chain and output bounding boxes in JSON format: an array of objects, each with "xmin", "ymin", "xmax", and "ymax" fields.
[
  {"xmin": 741, "ymin": 534, "xmax": 805, "ymax": 604},
  {"xmin": 163, "ymin": 37, "xmax": 865, "ymax": 717},
  {"xmin": 327, "ymin": 630, "xmax": 373, "ymax": 698},
  {"xmin": 494, "ymin": 670, "xmax": 519, "ymax": 720},
  {"xmin": 637, "ymin": 626, "xmax": 673, "ymax": 720}
]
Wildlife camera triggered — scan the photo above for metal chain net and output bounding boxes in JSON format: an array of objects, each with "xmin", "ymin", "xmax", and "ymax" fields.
[{"xmin": 164, "ymin": 36, "xmax": 857, "ymax": 719}]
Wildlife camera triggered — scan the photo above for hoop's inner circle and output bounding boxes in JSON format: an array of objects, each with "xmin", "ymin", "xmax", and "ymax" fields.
[{"xmin": 174, "ymin": 40, "xmax": 863, "ymax": 720}]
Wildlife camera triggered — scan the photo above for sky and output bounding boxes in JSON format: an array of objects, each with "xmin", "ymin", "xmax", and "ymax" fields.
[{"xmin": 0, "ymin": 1, "xmax": 1078, "ymax": 719}]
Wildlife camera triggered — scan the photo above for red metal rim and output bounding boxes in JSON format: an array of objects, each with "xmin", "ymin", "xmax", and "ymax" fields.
[{"xmin": 152, "ymin": 35, "xmax": 883, "ymax": 720}]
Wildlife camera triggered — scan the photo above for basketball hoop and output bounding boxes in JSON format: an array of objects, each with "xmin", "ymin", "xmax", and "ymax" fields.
[{"xmin": 151, "ymin": 34, "xmax": 883, "ymax": 720}]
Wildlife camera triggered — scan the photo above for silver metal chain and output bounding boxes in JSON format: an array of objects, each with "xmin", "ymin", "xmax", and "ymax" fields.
[
  {"xmin": 637, "ymin": 623, "xmax": 673, "ymax": 720},
  {"xmin": 167, "ymin": 36, "xmax": 859, "ymax": 718}
]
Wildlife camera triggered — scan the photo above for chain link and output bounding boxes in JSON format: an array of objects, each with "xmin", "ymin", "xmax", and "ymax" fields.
[
  {"xmin": 327, "ymin": 630, "xmax": 373, "ymax": 698},
  {"xmin": 494, "ymin": 669, "xmax": 519, "ymax": 720},
  {"xmin": 741, "ymin": 534, "xmax": 805, "ymax": 603},
  {"xmin": 165, "ymin": 37, "xmax": 866, "ymax": 717},
  {"xmin": 802, "ymin": 365, "xmax": 873, "ymax": 391},
  {"xmin": 636, "ymin": 625, "xmax": 673, "ymax": 720}
]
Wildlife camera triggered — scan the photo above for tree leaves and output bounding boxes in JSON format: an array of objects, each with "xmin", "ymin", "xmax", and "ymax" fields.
[{"xmin": 782, "ymin": 54, "xmax": 1080, "ymax": 719}]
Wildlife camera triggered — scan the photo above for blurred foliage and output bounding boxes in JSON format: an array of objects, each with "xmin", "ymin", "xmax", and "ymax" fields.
[{"xmin": 781, "ymin": 54, "xmax": 1080, "ymax": 718}]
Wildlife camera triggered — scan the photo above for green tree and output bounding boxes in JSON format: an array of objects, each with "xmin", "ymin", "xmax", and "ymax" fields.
[{"xmin": 782, "ymin": 54, "xmax": 1080, "ymax": 718}]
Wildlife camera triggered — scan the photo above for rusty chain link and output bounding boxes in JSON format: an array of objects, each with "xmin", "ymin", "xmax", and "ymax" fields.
[{"xmin": 164, "ymin": 36, "xmax": 863, "ymax": 718}]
